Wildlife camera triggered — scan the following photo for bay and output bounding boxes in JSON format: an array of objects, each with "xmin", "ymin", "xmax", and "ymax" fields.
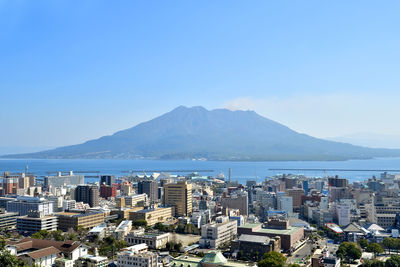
[{"xmin": 1, "ymin": 158, "xmax": 400, "ymax": 184}]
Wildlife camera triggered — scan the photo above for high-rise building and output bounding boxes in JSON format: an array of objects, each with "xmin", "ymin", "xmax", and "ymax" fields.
[
  {"xmin": 221, "ymin": 192, "xmax": 249, "ymax": 216},
  {"xmin": 100, "ymin": 184, "xmax": 117, "ymax": 198},
  {"xmin": 286, "ymin": 188, "xmax": 305, "ymax": 209},
  {"xmin": 6, "ymin": 196, "xmax": 54, "ymax": 216},
  {"xmin": 75, "ymin": 185, "xmax": 99, "ymax": 207},
  {"xmin": 138, "ymin": 180, "xmax": 158, "ymax": 202},
  {"xmin": 2, "ymin": 176, "xmax": 18, "ymax": 196},
  {"xmin": 328, "ymin": 176, "xmax": 348, "ymax": 188},
  {"xmin": 100, "ymin": 175, "xmax": 115, "ymax": 186},
  {"xmin": 163, "ymin": 181, "xmax": 192, "ymax": 217}
]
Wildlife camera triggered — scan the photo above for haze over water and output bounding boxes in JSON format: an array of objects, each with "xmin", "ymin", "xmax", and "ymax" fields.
[{"xmin": 1, "ymin": 158, "xmax": 400, "ymax": 184}]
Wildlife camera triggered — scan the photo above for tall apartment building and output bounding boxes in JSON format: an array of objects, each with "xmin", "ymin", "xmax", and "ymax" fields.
[
  {"xmin": 277, "ymin": 194, "xmax": 293, "ymax": 215},
  {"xmin": 328, "ymin": 176, "xmax": 349, "ymax": 188},
  {"xmin": 163, "ymin": 181, "xmax": 192, "ymax": 217},
  {"xmin": 2, "ymin": 177, "xmax": 19, "ymax": 196},
  {"xmin": 6, "ymin": 196, "xmax": 54, "ymax": 216},
  {"xmin": 138, "ymin": 180, "xmax": 159, "ymax": 203},
  {"xmin": 100, "ymin": 175, "xmax": 115, "ymax": 186},
  {"xmin": 44, "ymin": 171, "xmax": 84, "ymax": 188},
  {"xmin": 221, "ymin": 192, "xmax": 248, "ymax": 216},
  {"xmin": 199, "ymin": 216, "xmax": 238, "ymax": 248},
  {"xmin": 75, "ymin": 185, "xmax": 99, "ymax": 208},
  {"xmin": 286, "ymin": 188, "xmax": 305, "ymax": 209},
  {"xmin": 100, "ymin": 184, "xmax": 117, "ymax": 198}
]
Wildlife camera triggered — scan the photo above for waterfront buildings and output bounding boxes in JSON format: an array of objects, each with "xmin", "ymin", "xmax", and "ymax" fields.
[
  {"xmin": 44, "ymin": 172, "xmax": 84, "ymax": 188},
  {"xmin": 138, "ymin": 180, "xmax": 159, "ymax": 203},
  {"xmin": 100, "ymin": 175, "xmax": 115, "ymax": 186}
]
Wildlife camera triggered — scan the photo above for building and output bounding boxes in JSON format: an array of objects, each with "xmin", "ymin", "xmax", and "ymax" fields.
[
  {"xmin": 75, "ymin": 185, "xmax": 99, "ymax": 208},
  {"xmin": 111, "ymin": 207, "xmax": 143, "ymax": 220},
  {"xmin": 221, "ymin": 192, "xmax": 248, "ymax": 216},
  {"xmin": 328, "ymin": 176, "xmax": 348, "ymax": 188},
  {"xmin": 117, "ymin": 244, "xmax": 158, "ymax": 267},
  {"xmin": 100, "ymin": 175, "xmax": 115, "ymax": 186},
  {"xmin": 17, "ymin": 211, "xmax": 58, "ymax": 234},
  {"xmin": 138, "ymin": 180, "xmax": 159, "ymax": 203},
  {"xmin": 44, "ymin": 172, "xmax": 84, "ymax": 188},
  {"xmin": 2, "ymin": 177, "xmax": 19, "ymax": 196},
  {"xmin": 57, "ymin": 211, "xmax": 104, "ymax": 231},
  {"xmin": 100, "ymin": 184, "xmax": 117, "ymax": 199},
  {"xmin": 278, "ymin": 195, "xmax": 293, "ymax": 215},
  {"xmin": 6, "ymin": 196, "xmax": 54, "ymax": 216},
  {"xmin": 0, "ymin": 211, "xmax": 19, "ymax": 229},
  {"xmin": 114, "ymin": 220, "xmax": 132, "ymax": 239},
  {"xmin": 63, "ymin": 200, "xmax": 76, "ymax": 211},
  {"xmin": 7, "ymin": 238, "xmax": 89, "ymax": 262},
  {"xmin": 129, "ymin": 206, "xmax": 173, "ymax": 226},
  {"xmin": 231, "ymin": 234, "xmax": 281, "ymax": 261},
  {"xmin": 286, "ymin": 189, "xmax": 306, "ymax": 209},
  {"xmin": 163, "ymin": 181, "xmax": 192, "ymax": 217},
  {"xmin": 125, "ymin": 194, "xmax": 147, "ymax": 207},
  {"xmin": 125, "ymin": 229, "xmax": 170, "ymax": 249},
  {"xmin": 19, "ymin": 246, "xmax": 60, "ymax": 267},
  {"xmin": 199, "ymin": 216, "xmax": 238, "ymax": 248},
  {"xmin": 237, "ymin": 219, "xmax": 304, "ymax": 251},
  {"xmin": 336, "ymin": 202, "xmax": 350, "ymax": 226},
  {"xmin": 75, "ymin": 255, "xmax": 108, "ymax": 267}
]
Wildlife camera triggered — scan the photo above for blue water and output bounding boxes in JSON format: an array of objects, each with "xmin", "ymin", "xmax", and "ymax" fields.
[{"xmin": 1, "ymin": 158, "xmax": 400, "ymax": 184}]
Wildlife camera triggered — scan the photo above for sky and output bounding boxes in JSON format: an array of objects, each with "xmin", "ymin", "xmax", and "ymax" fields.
[{"xmin": 1, "ymin": 0, "xmax": 400, "ymax": 150}]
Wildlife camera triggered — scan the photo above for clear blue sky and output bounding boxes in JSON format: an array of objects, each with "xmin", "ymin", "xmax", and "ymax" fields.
[{"xmin": 1, "ymin": 0, "xmax": 400, "ymax": 149}]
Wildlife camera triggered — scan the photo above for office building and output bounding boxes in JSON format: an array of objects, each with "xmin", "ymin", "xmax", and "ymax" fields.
[
  {"xmin": 57, "ymin": 211, "xmax": 104, "ymax": 231},
  {"xmin": 328, "ymin": 176, "xmax": 348, "ymax": 188},
  {"xmin": 62, "ymin": 200, "xmax": 76, "ymax": 211},
  {"xmin": 163, "ymin": 181, "xmax": 192, "ymax": 217},
  {"xmin": 138, "ymin": 180, "xmax": 159, "ymax": 202},
  {"xmin": 231, "ymin": 234, "xmax": 281, "ymax": 261},
  {"xmin": 124, "ymin": 194, "xmax": 147, "ymax": 207},
  {"xmin": 114, "ymin": 220, "xmax": 132, "ymax": 239},
  {"xmin": 44, "ymin": 172, "xmax": 84, "ymax": 188},
  {"xmin": 75, "ymin": 185, "xmax": 99, "ymax": 208},
  {"xmin": 100, "ymin": 175, "xmax": 114, "ymax": 186},
  {"xmin": 6, "ymin": 196, "xmax": 54, "ymax": 216},
  {"xmin": 286, "ymin": 188, "xmax": 305, "ymax": 209},
  {"xmin": 17, "ymin": 211, "xmax": 58, "ymax": 234},
  {"xmin": 2, "ymin": 177, "xmax": 18, "ymax": 196},
  {"xmin": 0, "ymin": 211, "xmax": 19, "ymax": 229},
  {"xmin": 278, "ymin": 195, "xmax": 293, "ymax": 215},
  {"xmin": 129, "ymin": 206, "xmax": 173, "ymax": 226},
  {"xmin": 199, "ymin": 216, "xmax": 238, "ymax": 248}
]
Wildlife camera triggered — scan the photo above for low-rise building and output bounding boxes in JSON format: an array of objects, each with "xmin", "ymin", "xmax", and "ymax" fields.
[
  {"xmin": 56, "ymin": 211, "xmax": 104, "ymax": 231},
  {"xmin": 129, "ymin": 206, "xmax": 173, "ymax": 226},
  {"xmin": 0, "ymin": 211, "xmax": 19, "ymax": 229},
  {"xmin": 17, "ymin": 212, "xmax": 58, "ymax": 234},
  {"xmin": 114, "ymin": 220, "xmax": 132, "ymax": 239},
  {"xmin": 75, "ymin": 255, "xmax": 108, "ymax": 267},
  {"xmin": 117, "ymin": 244, "xmax": 158, "ymax": 267},
  {"xmin": 125, "ymin": 229, "xmax": 170, "ymax": 249},
  {"xmin": 231, "ymin": 234, "xmax": 281, "ymax": 261}
]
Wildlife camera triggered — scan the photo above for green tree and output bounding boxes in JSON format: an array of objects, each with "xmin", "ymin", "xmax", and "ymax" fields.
[
  {"xmin": 359, "ymin": 239, "xmax": 369, "ymax": 249},
  {"xmin": 30, "ymin": 232, "xmax": 43, "ymax": 239},
  {"xmin": 386, "ymin": 255, "xmax": 400, "ymax": 267},
  {"xmin": 133, "ymin": 220, "xmax": 147, "ymax": 227},
  {"xmin": 38, "ymin": 230, "xmax": 49, "ymax": 239},
  {"xmin": 337, "ymin": 242, "xmax": 362, "ymax": 263},
  {"xmin": 367, "ymin": 243, "xmax": 384, "ymax": 258},
  {"xmin": 0, "ymin": 238, "xmax": 27, "ymax": 267},
  {"xmin": 51, "ymin": 230, "xmax": 64, "ymax": 241},
  {"xmin": 258, "ymin": 251, "xmax": 286, "ymax": 267},
  {"xmin": 383, "ymin": 238, "xmax": 396, "ymax": 254}
]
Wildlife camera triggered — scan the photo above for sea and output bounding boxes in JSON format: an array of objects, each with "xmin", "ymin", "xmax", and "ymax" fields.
[{"xmin": 1, "ymin": 157, "xmax": 400, "ymax": 185}]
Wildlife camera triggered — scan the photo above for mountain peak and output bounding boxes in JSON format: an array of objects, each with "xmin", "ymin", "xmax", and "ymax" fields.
[{"xmin": 4, "ymin": 105, "xmax": 400, "ymax": 160}]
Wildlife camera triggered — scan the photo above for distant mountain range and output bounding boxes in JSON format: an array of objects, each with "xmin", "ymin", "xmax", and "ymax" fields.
[{"xmin": 4, "ymin": 106, "xmax": 400, "ymax": 161}]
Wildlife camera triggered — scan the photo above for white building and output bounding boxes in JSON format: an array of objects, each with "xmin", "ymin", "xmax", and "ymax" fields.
[
  {"xmin": 278, "ymin": 195, "xmax": 293, "ymax": 215},
  {"xmin": 117, "ymin": 244, "xmax": 158, "ymax": 267},
  {"xmin": 199, "ymin": 216, "xmax": 237, "ymax": 248},
  {"xmin": 336, "ymin": 203, "xmax": 350, "ymax": 226},
  {"xmin": 114, "ymin": 220, "xmax": 132, "ymax": 239}
]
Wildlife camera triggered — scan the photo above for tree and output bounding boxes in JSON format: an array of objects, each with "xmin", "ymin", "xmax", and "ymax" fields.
[
  {"xmin": 367, "ymin": 243, "xmax": 384, "ymax": 258},
  {"xmin": 51, "ymin": 230, "xmax": 64, "ymax": 241},
  {"xmin": 133, "ymin": 220, "xmax": 147, "ymax": 227},
  {"xmin": 386, "ymin": 255, "xmax": 400, "ymax": 267},
  {"xmin": 30, "ymin": 232, "xmax": 43, "ymax": 239},
  {"xmin": 337, "ymin": 242, "xmax": 362, "ymax": 263},
  {"xmin": 258, "ymin": 251, "xmax": 286, "ymax": 267},
  {"xmin": 383, "ymin": 238, "xmax": 396, "ymax": 254},
  {"xmin": 359, "ymin": 239, "xmax": 369, "ymax": 249},
  {"xmin": 0, "ymin": 238, "xmax": 27, "ymax": 267}
]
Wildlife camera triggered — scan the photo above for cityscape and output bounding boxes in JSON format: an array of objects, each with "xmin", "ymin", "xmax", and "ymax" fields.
[{"xmin": 2, "ymin": 1, "xmax": 400, "ymax": 267}]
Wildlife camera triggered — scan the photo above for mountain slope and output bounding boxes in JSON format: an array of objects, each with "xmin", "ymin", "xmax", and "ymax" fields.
[{"xmin": 5, "ymin": 106, "xmax": 400, "ymax": 160}]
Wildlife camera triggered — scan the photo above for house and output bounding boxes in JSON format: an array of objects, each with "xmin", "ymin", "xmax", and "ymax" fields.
[{"xmin": 7, "ymin": 238, "xmax": 88, "ymax": 262}]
